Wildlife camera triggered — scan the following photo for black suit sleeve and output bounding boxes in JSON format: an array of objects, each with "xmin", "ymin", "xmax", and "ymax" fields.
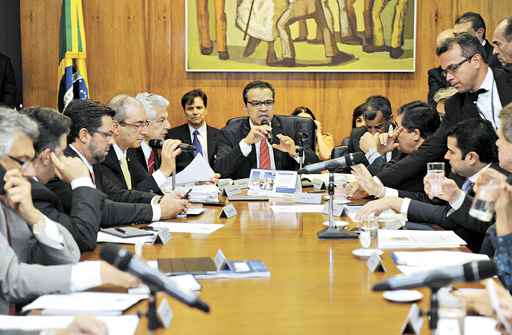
[
  {"xmin": 377, "ymin": 122, "xmax": 448, "ymax": 188},
  {"xmin": 127, "ymin": 152, "xmax": 163, "ymax": 195},
  {"xmin": 407, "ymin": 200, "xmax": 452, "ymax": 228},
  {"xmin": 447, "ymin": 195, "xmax": 493, "ymax": 234},
  {"xmin": 101, "ymin": 199, "xmax": 153, "ymax": 227},
  {"xmin": 427, "ymin": 68, "xmax": 447, "ymax": 105},
  {"xmin": 97, "ymin": 164, "xmax": 155, "ymax": 204},
  {"xmin": 213, "ymin": 128, "xmax": 249, "ymax": 178},
  {"xmin": 34, "ymin": 187, "xmax": 106, "ymax": 252}
]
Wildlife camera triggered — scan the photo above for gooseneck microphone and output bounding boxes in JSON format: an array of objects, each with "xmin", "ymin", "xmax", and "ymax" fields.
[
  {"xmin": 372, "ymin": 260, "xmax": 497, "ymax": 291},
  {"xmin": 298, "ymin": 152, "xmax": 366, "ymax": 174},
  {"xmin": 100, "ymin": 245, "xmax": 210, "ymax": 313},
  {"xmin": 148, "ymin": 139, "xmax": 195, "ymax": 152}
]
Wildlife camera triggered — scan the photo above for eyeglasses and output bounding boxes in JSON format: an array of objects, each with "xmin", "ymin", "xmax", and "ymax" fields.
[
  {"xmin": 150, "ymin": 117, "xmax": 167, "ymax": 125},
  {"xmin": 8, "ymin": 155, "xmax": 33, "ymax": 168},
  {"xmin": 247, "ymin": 100, "xmax": 275, "ymax": 108},
  {"xmin": 441, "ymin": 55, "xmax": 474, "ymax": 78},
  {"xmin": 92, "ymin": 129, "xmax": 114, "ymax": 140},
  {"xmin": 119, "ymin": 120, "xmax": 150, "ymax": 129}
]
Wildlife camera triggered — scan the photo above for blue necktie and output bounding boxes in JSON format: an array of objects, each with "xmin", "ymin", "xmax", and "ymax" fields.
[
  {"xmin": 461, "ymin": 179, "xmax": 474, "ymax": 193},
  {"xmin": 192, "ymin": 130, "xmax": 203, "ymax": 156}
]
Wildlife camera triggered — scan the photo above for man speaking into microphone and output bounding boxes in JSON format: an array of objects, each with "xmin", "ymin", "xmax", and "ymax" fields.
[{"xmin": 214, "ymin": 81, "xmax": 319, "ymax": 179}]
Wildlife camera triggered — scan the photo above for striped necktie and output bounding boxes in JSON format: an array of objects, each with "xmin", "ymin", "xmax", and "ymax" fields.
[{"xmin": 259, "ymin": 137, "xmax": 271, "ymax": 169}]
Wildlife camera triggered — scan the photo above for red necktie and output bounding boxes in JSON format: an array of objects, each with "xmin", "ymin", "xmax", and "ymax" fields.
[
  {"xmin": 147, "ymin": 149, "xmax": 156, "ymax": 175},
  {"xmin": 259, "ymin": 138, "xmax": 271, "ymax": 170}
]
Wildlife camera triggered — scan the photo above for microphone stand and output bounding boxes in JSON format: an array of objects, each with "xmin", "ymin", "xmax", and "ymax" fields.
[
  {"xmin": 138, "ymin": 289, "xmax": 164, "ymax": 334},
  {"xmin": 317, "ymin": 171, "xmax": 358, "ymax": 239},
  {"xmin": 297, "ymin": 145, "xmax": 305, "ymax": 171}
]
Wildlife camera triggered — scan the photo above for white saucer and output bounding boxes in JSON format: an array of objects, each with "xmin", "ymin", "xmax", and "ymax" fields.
[
  {"xmin": 352, "ymin": 248, "xmax": 383, "ymax": 258},
  {"xmin": 383, "ymin": 290, "xmax": 423, "ymax": 303},
  {"xmin": 322, "ymin": 220, "xmax": 349, "ymax": 227}
]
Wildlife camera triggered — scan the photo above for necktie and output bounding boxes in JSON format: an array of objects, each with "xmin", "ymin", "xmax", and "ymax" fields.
[
  {"xmin": 467, "ymin": 88, "xmax": 488, "ymax": 103},
  {"xmin": 193, "ymin": 130, "xmax": 203, "ymax": 156},
  {"xmin": 461, "ymin": 179, "xmax": 474, "ymax": 193},
  {"xmin": 120, "ymin": 156, "xmax": 132, "ymax": 190},
  {"xmin": 259, "ymin": 137, "xmax": 271, "ymax": 170},
  {"xmin": 147, "ymin": 149, "xmax": 156, "ymax": 175}
]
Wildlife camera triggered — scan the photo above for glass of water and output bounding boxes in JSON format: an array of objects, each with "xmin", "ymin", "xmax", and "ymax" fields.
[
  {"xmin": 427, "ymin": 162, "xmax": 445, "ymax": 196},
  {"xmin": 469, "ymin": 182, "xmax": 500, "ymax": 222},
  {"xmin": 359, "ymin": 214, "xmax": 379, "ymax": 249}
]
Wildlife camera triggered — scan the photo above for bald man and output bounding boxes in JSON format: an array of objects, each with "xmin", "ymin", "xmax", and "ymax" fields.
[{"xmin": 492, "ymin": 17, "xmax": 512, "ymax": 67}]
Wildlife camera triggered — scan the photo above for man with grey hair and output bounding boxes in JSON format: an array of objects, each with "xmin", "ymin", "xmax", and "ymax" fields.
[
  {"xmin": 134, "ymin": 92, "xmax": 172, "ymax": 177},
  {"xmin": 99, "ymin": 94, "xmax": 183, "ymax": 196},
  {"xmin": 493, "ymin": 17, "xmax": 512, "ymax": 67},
  {"xmin": 0, "ymin": 107, "xmax": 137, "ymax": 315}
]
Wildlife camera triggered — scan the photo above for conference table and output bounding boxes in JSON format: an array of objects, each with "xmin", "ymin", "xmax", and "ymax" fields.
[{"xmin": 83, "ymin": 197, "xmax": 460, "ymax": 335}]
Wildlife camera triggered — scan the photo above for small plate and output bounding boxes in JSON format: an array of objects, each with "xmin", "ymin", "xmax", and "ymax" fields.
[
  {"xmin": 383, "ymin": 290, "xmax": 423, "ymax": 303},
  {"xmin": 352, "ymin": 248, "xmax": 383, "ymax": 258}
]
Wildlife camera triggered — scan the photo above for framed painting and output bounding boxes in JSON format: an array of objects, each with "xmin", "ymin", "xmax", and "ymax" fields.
[{"xmin": 186, "ymin": 0, "xmax": 416, "ymax": 72}]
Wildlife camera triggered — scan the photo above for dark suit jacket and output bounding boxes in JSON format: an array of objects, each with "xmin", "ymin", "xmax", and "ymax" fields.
[
  {"xmin": 427, "ymin": 66, "xmax": 449, "ymax": 105},
  {"xmin": 368, "ymin": 152, "xmax": 424, "ymax": 193},
  {"xmin": 0, "ymin": 53, "xmax": 17, "ymax": 107},
  {"xmin": 31, "ymin": 179, "xmax": 106, "ymax": 252},
  {"xmin": 483, "ymin": 39, "xmax": 501, "ymax": 69},
  {"xmin": 97, "ymin": 146, "xmax": 161, "ymax": 199},
  {"xmin": 378, "ymin": 67, "xmax": 512, "ymax": 188},
  {"xmin": 46, "ymin": 146, "xmax": 154, "ymax": 226},
  {"xmin": 166, "ymin": 123, "xmax": 221, "ymax": 173},
  {"xmin": 214, "ymin": 116, "xmax": 319, "ymax": 179}
]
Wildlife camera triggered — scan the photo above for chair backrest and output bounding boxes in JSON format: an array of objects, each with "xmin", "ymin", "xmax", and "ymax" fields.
[
  {"xmin": 225, "ymin": 115, "xmax": 317, "ymax": 152},
  {"xmin": 331, "ymin": 145, "xmax": 349, "ymax": 159}
]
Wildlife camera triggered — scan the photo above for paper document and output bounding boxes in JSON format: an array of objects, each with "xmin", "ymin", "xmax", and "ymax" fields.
[
  {"xmin": 186, "ymin": 208, "xmax": 206, "ymax": 216},
  {"xmin": 393, "ymin": 251, "xmax": 489, "ymax": 267},
  {"xmin": 464, "ymin": 317, "xmax": 499, "ymax": 335},
  {"xmin": 176, "ymin": 155, "xmax": 215, "ymax": 185},
  {"xmin": 150, "ymin": 222, "xmax": 223, "ymax": 234},
  {"xmin": 270, "ymin": 205, "xmax": 325, "ymax": 213},
  {"xmin": 96, "ymin": 231, "xmax": 156, "ymax": 245},
  {"xmin": 0, "ymin": 315, "xmax": 139, "ymax": 335},
  {"xmin": 22, "ymin": 292, "xmax": 147, "ymax": 315},
  {"xmin": 378, "ymin": 230, "xmax": 467, "ymax": 249},
  {"xmin": 129, "ymin": 274, "xmax": 201, "ymax": 295}
]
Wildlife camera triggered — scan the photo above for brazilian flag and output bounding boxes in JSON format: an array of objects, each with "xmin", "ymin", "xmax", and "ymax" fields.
[{"xmin": 57, "ymin": 0, "xmax": 89, "ymax": 112}]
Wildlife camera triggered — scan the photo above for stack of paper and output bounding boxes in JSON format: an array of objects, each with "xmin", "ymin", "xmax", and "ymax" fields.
[
  {"xmin": 22, "ymin": 292, "xmax": 147, "ymax": 316},
  {"xmin": 96, "ymin": 231, "xmax": 157, "ymax": 245},
  {"xmin": 150, "ymin": 221, "xmax": 223, "ymax": 234},
  {"xmin": 129, "ymin": 273, "xmax": 201, "ymax": 295},
  {"xmin": 0, "ymin": 315, "xmax": 139, "ymax": 335},
  {"xmin": 188, "ymin": 184, "xmax": 220, "ymax": 202},
  {"xmin": 377, "ymin": 230, "xmax": 467, "ymax": 249},
  {"xmin": 175, "ymin": 155, "xmax": 215, "ymax": 185},
  {"xmin": 392, "ymin": 251, "xmax": 489, "ymax": 274}
]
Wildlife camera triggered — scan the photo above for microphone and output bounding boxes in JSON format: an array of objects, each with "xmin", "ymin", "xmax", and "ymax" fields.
[
  {"xmin": 148, "ymin": 139, "xmax": 195, "ymax": 152},
  {"xmin": 100, "ymin": 245, "xmax": 210, "ymax": 313},
  {"xmin": 372, "ymin": 260, "xmax": 497, "ymax": 291},
  {"xmin": 298, "ymin": 152, "xmax": 366, "ymax": 174},
  {"xmin": 260, "ymin": 119, "xmax": 273, "ymax": 144}
]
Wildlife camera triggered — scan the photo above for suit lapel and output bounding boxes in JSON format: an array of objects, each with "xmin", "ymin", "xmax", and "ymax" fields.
[
  {"xmin": 206, "ymin": 126, "xmax": 216, "ymax": 166},
  {"xmin": 494, "ymin": 68, "xmax": 512, "ymax": 106}
]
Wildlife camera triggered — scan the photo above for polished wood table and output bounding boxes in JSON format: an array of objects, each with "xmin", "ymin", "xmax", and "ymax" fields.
[{"xmin": 83, "ymin": 199, "xmax": 443, "ymax": 335}]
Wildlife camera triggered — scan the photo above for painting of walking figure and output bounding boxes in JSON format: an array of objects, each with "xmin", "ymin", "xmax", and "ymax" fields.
[{"xmin": 186, "ymin": 0, "xmax": 416, "ymax": 72}]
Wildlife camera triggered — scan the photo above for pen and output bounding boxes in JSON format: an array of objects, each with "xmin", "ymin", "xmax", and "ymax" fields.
[
  {"xmin": 115, "ymin": 227, "xmax": 126, "ymax": 234},
  {"xmin": 183, "ymin": 188, "xmax": 192, "ymax": 200}
]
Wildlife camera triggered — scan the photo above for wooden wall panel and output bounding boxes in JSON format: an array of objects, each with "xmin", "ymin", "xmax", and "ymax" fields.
[{"xmin": 20, "ymin": 0, "xmax": 512, "ymax": 142}]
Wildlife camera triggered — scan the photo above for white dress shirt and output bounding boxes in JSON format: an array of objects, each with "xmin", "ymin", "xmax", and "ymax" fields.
[
  {"xmin": 476, "ymin": 68, "xmax": 502, "ymax": 129},
  {"xmin": 140, "ymin": 140, "xmax": 170, "ymax": 189}
]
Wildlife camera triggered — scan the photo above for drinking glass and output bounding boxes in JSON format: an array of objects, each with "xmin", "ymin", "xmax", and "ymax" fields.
[{"xmin": 427, "ymin": 162, "xmax": 445, "ymax": 196}]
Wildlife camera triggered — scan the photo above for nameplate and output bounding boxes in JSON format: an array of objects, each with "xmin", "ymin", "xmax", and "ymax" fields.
[
  {"xmin": 367, "ymin": 252, "xmax": 386, "ymax": 273},
  {"xmin": 400, "ymin": 303, "xmax": 423, "ymax": 335},
  {"xmin": 219, "ymin": 204, "xmax": 237, "ymax": 218},
  {"xmin": 214, "ymin": 249, "xmax": 233, "ymax": 271},
  {"xmin": 157, "ymin": 297, "xmax": 173, "ymax": 329},
  {"xmin": 312, "ymin": 179, "xmax": 326, "ymax": 191},
  {"xmin": 155, "ymin": 228, "xmax": 172, "ymax": 245},
  {"xmin": 248, "ymin": 169, "xmax": 299, "ymax": 195},
  {"xmin": 294, "ymin": 192, "xmax": 322, "ymax": 204},
  {"xmin": 217, "ymin": 178, "xmax": 233, "ymax": 192},
  {"xmin": 233, "ymin": 178, "xmax": 250, "ymax": 189},
  {"xmin": 223, "ymin": 184, "xmax": 242, "ymax": 197}
]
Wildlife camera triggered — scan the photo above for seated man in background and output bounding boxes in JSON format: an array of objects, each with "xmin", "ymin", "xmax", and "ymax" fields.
[
  {"xmin": 103, "ymin": 95, "xmax": 181, "ymax": 196},
  {"xmin": 166, "ymin": 89, "xmax": 221, "ymax": 172},
  {"xmin": 0, "ymin": 108, "xmax": 137, "ymax": 315},
  {"xmin": 214, "ymin": 80, "xmax": 318, "ymax": 179},
  {"xmin": 356, "ymin": 118, "xmax": 501, "ymax": 252},
  {"xmin": 47, "ymin": 99, "xmax": 187, "ymax": 226},
  {"xmin": 20, "ymin": 107, "xmax": 106, "ymax": 252}
]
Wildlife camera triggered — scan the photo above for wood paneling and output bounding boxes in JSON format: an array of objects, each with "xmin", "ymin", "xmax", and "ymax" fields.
[{"xmin": 20, "ymin": 0, "xmax": 512, "ymax": 143}]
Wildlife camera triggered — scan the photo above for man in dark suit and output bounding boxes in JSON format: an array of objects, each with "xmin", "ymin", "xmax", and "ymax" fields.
[
  {"xmin": 214, "ymin": 80, "xmax": 318, "ymax": 179},
  {"xmin": 0, "ymin": 53, "xmax": 17, "ymax": 108},
  {"xmin": 357, "ymin": 119, "xmax": 500, "ymax": 252},
  {"xmin": 102, "ymin": 95, "xmax": 181, "ymax": 196},
  {"xmin": 378, "ymin": 33, "xmax": 512, "ymax": 189},
  {"xmin": 20, "ymin": 107, "xmax": 106, "ymax": 252},
  {"xmin": 47, "ymin": 99, "xmax": 187, "ymax": 226},
  {"xmin": 492, "ymin": 17, "xmax": 512, "ymax": 67},
  {"xmin": 454, "ymin": 12, "xmax": 501, "ymax": 68},
  {"xmin": 427, "ymin": 29, "xmax": 454, "ymax": 104},
  {"xmin": 166, "ymin": 89, "xmax": 221, "ymax": 173}
]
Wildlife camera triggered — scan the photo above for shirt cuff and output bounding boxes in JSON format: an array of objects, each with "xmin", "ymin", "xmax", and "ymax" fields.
[
  {"xmin": 70, "ymin": 261, "xmax": 102, "ymax": 292},
  {"xmin": 365, "ymin": 150, "xmax": 382, "ymax": 165},
  {"xmin": 70, "ymin": 177, "xmax": 95, "ymax": 190},
  {"xmin": 384, "ymin": 187, "xmax": 399, "ymax": 198},
  {"xmin": 152, "ymin": 203, "xmax": 162, "ymax": 221},
  {"xmin": 239, "ymin": 139, "xmax": 252, "ymax": 157},
  {"xmin": 448, "ymin": 190, "xmax": 466, "ymax": 211},
  {"xmin": 32, "ymin": 216, "xmax": 64, "ymax": 250},
  {"xmin": 401, "ymin": 198, "xmax": 412, "ymax": 220},
  {"xmin": 152, "ymin": 169, "xmax": 168, "ymax": 187}
]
